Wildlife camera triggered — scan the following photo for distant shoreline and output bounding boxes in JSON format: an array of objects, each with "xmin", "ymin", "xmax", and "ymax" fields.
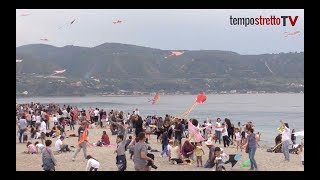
[{"xmin": 16, "ymin": 92, "xmax": 304, "ymax": 99}]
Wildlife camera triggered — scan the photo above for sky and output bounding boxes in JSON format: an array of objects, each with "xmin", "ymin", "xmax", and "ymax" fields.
[{"xmin": 16, "ymin": 9, "xmax": 304, "ymax": 55}]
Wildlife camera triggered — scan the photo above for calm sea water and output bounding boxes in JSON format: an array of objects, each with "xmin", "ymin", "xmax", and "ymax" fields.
[{"xmin": 16, "ymin": 93, "xmax": 304, "ymax": 146}]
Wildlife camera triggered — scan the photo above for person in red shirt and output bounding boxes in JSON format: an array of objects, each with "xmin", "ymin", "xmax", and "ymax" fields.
[{"xmin": 101, "ymin": 131, "xmax": 110, "ymax": 145}]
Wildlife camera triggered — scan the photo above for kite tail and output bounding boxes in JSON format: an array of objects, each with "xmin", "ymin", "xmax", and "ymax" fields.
[
  {"xmin": 176, "ymin": 103, "xmax": 197, "ymax": 118},
  {"xmin": 179, "ymin": 102, "xmax": 198, "ymax": 119}
]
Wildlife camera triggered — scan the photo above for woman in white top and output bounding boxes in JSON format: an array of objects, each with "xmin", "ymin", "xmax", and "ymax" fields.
[
  {"xmin": 86, "ymin": 155, "xmax": 100, "ymax": 171},
  {"xmin": 215, "ymin": 118, "xmax": 222, "ymax": 144},
  {"xmin": 221, "ymin": 123, "xmax": 230, "ymax": 147}
]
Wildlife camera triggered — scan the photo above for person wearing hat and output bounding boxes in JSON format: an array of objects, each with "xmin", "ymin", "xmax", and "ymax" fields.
[{"xmin": 204, "ymin": 137, "xmax": 216, "ymax": 168}]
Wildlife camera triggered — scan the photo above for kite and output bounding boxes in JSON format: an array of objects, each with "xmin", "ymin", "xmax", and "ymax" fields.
[
  {"xmin": 58, "ymin": 18, "xmax": 76, "ymax": 29},
  {"xmin": 50, "ymin": 69, "xmax": 66, "ymax": 76},
  {"xmin": 148, "ymin": 92, "xmax": 160, "ymax": 105},
  {"xmin": 284, "ymin": 31, "xmax": 301, "ymax": 37},
  {"xmin": 240, "ymin": 159, "xmax": 250, "ymax": 167},
  {"xmin": 40, "ymin": 38, "xmax": 49, "ymax": 41},
  {"xmin": 294, "ymin": 130, "xmax": 304, "ymax": 137},
  {"xmin": 187, "ymin": 119, "xmax": 205, "ymax": 143},
  {"xmin": 16, "ymin": 59, "xmax": 23, "ymax": 63},
  {"xmin": 20, "ymin": 13, "xmax": 31, "ymax": 16},
  {"xmin": 113, "ymin": 20, "xmax": 123, "ymax": 24},
  {"xmin": 224, "ymin": 154, "xmax": 241, "ymax": 168},
  {"xmin": 176, "ymin": 93, "xmax": 207, "ymax": 118},
  {"xmin": 165, "ymin": 51, "xmax": 184, "ymax": 59}
]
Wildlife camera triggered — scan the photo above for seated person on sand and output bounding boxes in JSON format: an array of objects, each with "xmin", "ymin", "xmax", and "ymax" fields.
[
  {"xmin": 273, "ymin": 134, "xmax": 282, "ymax": 153},
  {"xmin": 50, "ymin": 126, "xmax": 57, "ymax": 138},
  {"xmin": 181, "ymin": 140, "xmax": 195, "ymax": 160},
  {"xmin": 24, "ymin": 141, "xmax": 37, "ymax": 154},
  {"xmin": 55, "ymin": 136, "xmax": 71, "ymax": 153},
  {"xmin": 211, "ymin": 147, "xmax": 226, "ymax": 171},
  {"xmin": 170, "ymin": 139, "xmax": 187, "ymax": 165},
  {"xmin": 96, "ymin": 131, "xmax": 110, "ymax": 146},
  {"xmin": 35, "ymin": 141, "xmax": 45, "ymax": 153}
]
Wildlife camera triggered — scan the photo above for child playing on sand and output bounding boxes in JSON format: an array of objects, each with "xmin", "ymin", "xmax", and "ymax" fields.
[
  {"xmin": 160, "ymin": 130, "xmax": 169, "ymax": 157},
  {"xmin": 25, "ymin": 141, "xmax": 37, "ymax": 154},
  {"xmin": 114, "ymin": 124, "xmax": 128, "ymax": 171},
  {"xmin": 195, "ymin": 142, "xmax": 205, "ymax": 167},
  {"xmin": 234, "ymin": 128, "xmax": 242, "ymax": 152},
  {"xmin": 167, "ymin": 140, "xmax": 173, "ymax": 161},
  {"xmin": 86, "ymin": 155, "xmax": 100, "ymax": 171},
  {"xmin": 128, "ymin": 137, "xmax": 138, "ymax": 159}
]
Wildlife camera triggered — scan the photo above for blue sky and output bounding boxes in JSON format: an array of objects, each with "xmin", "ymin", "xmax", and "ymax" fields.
[{"xmin": 16, "ymin": 9, "xmax": 304, "ymax": 55}]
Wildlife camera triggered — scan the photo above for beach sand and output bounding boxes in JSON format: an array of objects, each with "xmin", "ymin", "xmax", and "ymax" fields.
[{"xmin": 16, "ymin": 123, "xmax": 304, "ymax": 171}]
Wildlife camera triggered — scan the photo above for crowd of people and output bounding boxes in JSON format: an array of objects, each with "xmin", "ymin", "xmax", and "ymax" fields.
[{"xmin": 16, "ymin": 102, "xmax": 304, "ymax": 171}]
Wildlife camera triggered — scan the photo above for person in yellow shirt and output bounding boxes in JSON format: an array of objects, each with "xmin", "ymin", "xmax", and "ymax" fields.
[{"xmin": 195, "ymin": 142, "xmax": 205, "ymax": 167}]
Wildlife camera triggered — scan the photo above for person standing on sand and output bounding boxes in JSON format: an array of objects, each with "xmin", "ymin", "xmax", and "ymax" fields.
[
  {"xmin": 215, "ymin": 118, "xmax": 222, "ymax": 144},
  {"xmin": 114, "ymin": 124, "xmax": 128, "ymax": 171},
  {"xmin": 40, "ymin": 119, "xmax": 47, "ymax": 144},
  {"xmin": 280, "ymin": 120, "xmax": 291, "ymax": 161},
  {"xmin": 42, "ymin": 140, "xmax": 57, "ymax": 171},
  {"xmin": 133, "ymin": 132, "xmax": 154, "ymax": 171},
  {"xmin": 241, "ymin": 128, "xmax": 258, "ymax": 170},
  {"xmin": 72, "ymin": 121, "xmax": 88, "ymax": 161},
  {"xmin": 18, "ymin": 115, "xmax": 28, "ymax": 143}
]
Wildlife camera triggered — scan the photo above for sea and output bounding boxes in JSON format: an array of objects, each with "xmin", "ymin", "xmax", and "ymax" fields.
[{"xmin": 16, "ymin": 93, "xmax": 304, "ymax": 147}]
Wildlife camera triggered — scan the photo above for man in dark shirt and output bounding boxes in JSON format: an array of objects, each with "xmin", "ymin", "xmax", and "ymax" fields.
[{"xmin": 174, "ymin": 118, "xmax": 183, "ymax": 147}]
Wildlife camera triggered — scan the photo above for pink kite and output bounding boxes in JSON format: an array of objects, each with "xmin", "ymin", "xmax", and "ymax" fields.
[
  {"xmin": 284, "ymin": 31, "xmax": 301, "ymax": 37},
  {"xmin": 113, "ymin": 20, "xmax": 123, "ymax": 24},
  {"xmin": 187, "ymin": 119, "xmax": 205, "ymax": 142},
  {"xmin": 20, "ymin": 13, "xmax": 31, "ymax": 16},
  {"xmin": 164, "ymin": 51, "xmax": 184, "ymax": 58}
]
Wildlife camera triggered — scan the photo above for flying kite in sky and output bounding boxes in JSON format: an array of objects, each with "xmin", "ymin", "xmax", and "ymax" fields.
[
  {"xmin": 176, "ymin": 93, "xmax": 207, "ymax": 118},
  {"xmin": 148, "ymin": 92, "xmax": 160, "ymax": 105},
  {"xmin": 50, "ymin": 69, "xmax": 66, "ymax": 76},
  {"xmin": 40, "ymin": 38, "xmax": 49, "ymax": 41},
  {"xmin": 16, "ymin": 58, "xmax": 23, "ymax": 63},
  {"xmin": 113, "ymin": 20, "xmax": 123, "ymax": 24},
  {"xmin": 20, "ymin": 13, "xmax": 31, "ymax": 16},
  {"xmin": 164, "ymin": 51, "xmax": 184, "ymax": 59},
  {"xmin": 58, "ymin": 18, "xmax": 76, "ymax": 29},
  {"xmin": 293, "ymin": 130, "xmax": 304, "ymax": 137},
  {"xmin": 284, "ymin": 31, "xmax": 301, "ymax": 37}
]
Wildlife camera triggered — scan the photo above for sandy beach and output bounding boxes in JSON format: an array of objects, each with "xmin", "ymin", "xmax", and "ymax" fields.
[{"xmin": 16, "ymin": 122, "xmax": 304, "ymax": 171}]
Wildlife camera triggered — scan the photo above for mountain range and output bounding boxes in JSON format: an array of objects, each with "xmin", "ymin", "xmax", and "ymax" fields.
[{"xmin": 16, "ymin": 43, "xmax": 304, "ymax": 96}]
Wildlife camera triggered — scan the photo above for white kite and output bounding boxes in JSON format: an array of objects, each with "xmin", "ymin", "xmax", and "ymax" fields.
[
  {"xmin": 165, "ymin": 51, "xmax": 184, "ymax": 59},
  {"xmin": 40, "ymin": 38, "xmax": 49, "ymax": 41},
  {"xmin": 293, "ymin": 130, "xmax": 304, "ymax": 137},
  {"xmin": 50, "ymin": 69, "xmax": 66, "ymax": 76},
  {"xmin": 16, "ymin": 59, "xmax": 23, "ymax": 63}
]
